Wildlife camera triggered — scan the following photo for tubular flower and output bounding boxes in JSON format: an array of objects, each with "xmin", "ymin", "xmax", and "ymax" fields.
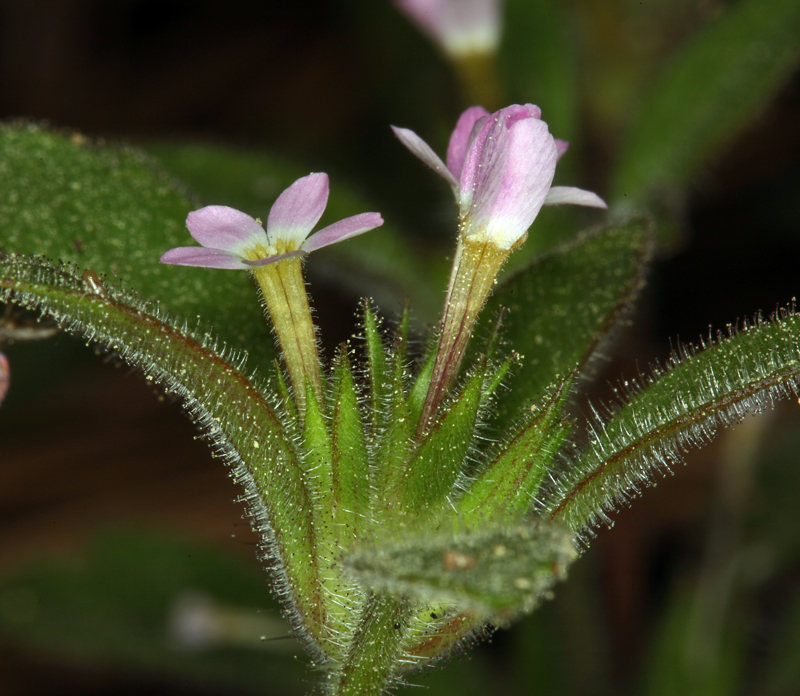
[
  {"xmin": 394, "ymin": 0, "xmax": 503, "ymax": 59},
  {"xmin": 394, "ymin": 105, "xmax": 606, "ymax": 435},
  {"xmin": 160, "ymin": 173, "xmax": 383, "ymax": 269},
  {"xmin": 392, "ymin": 104, "xmax": 606, "ymax": 250},
  {"xmin": 161, "ymin": 173, "xmax": 383, "ymax": 415}
]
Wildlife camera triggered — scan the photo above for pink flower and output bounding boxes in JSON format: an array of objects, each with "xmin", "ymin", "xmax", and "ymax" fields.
[
  {"xmin": 392, "ymin": 104, "xmax": 606, "ymax": 250},
  {"xmin": 160, "ymin": 173, "xmax": 384, "ymax": 269},
  {"xmin": 395, "ymin": 0, "xmax": 502, "ymax": 58}
]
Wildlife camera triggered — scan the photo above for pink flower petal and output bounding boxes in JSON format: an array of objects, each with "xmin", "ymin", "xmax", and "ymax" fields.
[
  {"xmin": 459, "ymin": 110, "xmax": 511, "ymax": 219},
  {"xmin": 503, "ymin": 103, "xmax": 542, "ymax": 124},
  {"xmin": 186, "ymin": 206, "xmax": 266, "ymax": 254},
  {"xmin": 302, "ymin": 213, "xmax": 385, "ymax": 253},
  {"xmin": 446, "ymin": 106, "xmax": 489, "ymax": 178},
  {"xmin": 267, "ymin": 172, "xmax": 330, "ymax": 249},
  {"xmin": 469, "ymin": 117, "xmax": 558, "ymax": 248},
  {"xmin": 544, "ymin": 186, "xmax": 607, "ymax": 208},
  {"xmin": 391, "ymin": 126, "xmax": 459, "ymax": 190},
  {"xmin": 160, "ymin": 247, "xmax": 251, "ymax": 269},
  {"xmin": 555, "ymin": 139, "xmax": 570, "ymax": 160}
]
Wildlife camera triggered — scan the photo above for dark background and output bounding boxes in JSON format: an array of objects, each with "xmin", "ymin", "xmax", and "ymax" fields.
[{"xmin": 1, "ymin": 1, "xmax": 800, "ymax": 694}]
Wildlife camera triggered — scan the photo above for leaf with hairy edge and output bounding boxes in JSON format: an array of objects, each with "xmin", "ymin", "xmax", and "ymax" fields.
[
  {"xmin": 345, "ymin": 521, "xmax": 577, "ymax": 617},
  {"xmin": 0, "ymin": 254, "xmax": 329, "ymax": 658},
  {"xmin": 362, "ymin": 301, "xmax": 390, "ymax": 435},
  {"xmin": 480, "ymin": 219, "xmax": 651, "ymax": 427},
  {"xmin": 547, "ymin": 309, "xmax": 800, "ymax": 534},
  {"xmin": 0, "ymin": 123, "xmax": 277, "ymax": 371},
  {"xmin": 458, "ymin": 370, "xmax": 575, "ymax": 523},
  {"xmin": 612, "ymin": 0, "xmax": 800, "ymax": 208}
]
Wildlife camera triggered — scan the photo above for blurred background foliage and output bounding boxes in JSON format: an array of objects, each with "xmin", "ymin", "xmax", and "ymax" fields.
[{"xmin": 1, "ymin": 0, "xmax": 799, "ymax": 694}]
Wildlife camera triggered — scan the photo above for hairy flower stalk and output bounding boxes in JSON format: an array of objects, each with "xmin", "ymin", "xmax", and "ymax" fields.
[
  {"xmin": 394, "ymin": 104, "xmax": 606, "ymax": 434},
  {"xmin": 160, "ymin": 173, "xmax": 383, "ymax": 413}
]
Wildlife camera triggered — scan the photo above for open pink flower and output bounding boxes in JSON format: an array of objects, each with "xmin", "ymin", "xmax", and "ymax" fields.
[
  {"xmin": 392, "ymin": 104, "xmax": 606, "ymax": 250},
  {"xmin": 160, "ymin": 173, "xmax": 384, "ymax": 269}
]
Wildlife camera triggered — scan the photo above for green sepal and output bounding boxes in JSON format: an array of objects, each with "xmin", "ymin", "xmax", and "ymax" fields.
[
  {"xmin": 0, "ymin": 254, "xmax": 328, "ymax": 656},
  {"xmin": 547, "ymin": 309, "xmax": 800, "ymax": 534},
  {"xmin": 394, "ymin": 366, "xmax": 487, "ymax": 515},
  {"xmin": 394, "ymin": 301, "xmax": 411, "ymax": 367},
  {"xmin": 481, "ymin": 219, "xmax": 651, "ymax": 428},
  {"xmin": 458, "ymin": 370, "xmax": 576, "ymax": 523},
  {"xmin": 345, "ymin": 520, "xmax": 577, "ymax": 618},
  {"xmin": 331, "ymin": 347, "xmax": 371, "ymax": 540},
  {"xmin": 407, "ymin": 339, "xmax": 438, "ymax": 430},
  {"xmin": 373, "ymin": 352, "xmax": 414, "ymax": 503},
  {"xmin": 362, "ymin": 300, "xmax": 390, "ymax": 434}
]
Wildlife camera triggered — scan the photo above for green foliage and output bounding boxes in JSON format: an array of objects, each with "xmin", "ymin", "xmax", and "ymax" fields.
[
  {"xmin": 548, "ymin": 309, "xmax": 800, "ymax": 534},
  {"xmin": 482, "ymin": 218, "xmax": 652, "ymax": 427},
  {"xmin": 3, "ymin": 0, "xmax": 800, "ymax": 688},
  {"xmin": 0, "ymin": 254, "xmax": 326, "ymax": 657},
  {"xmin": 501, "ymin": 0, "xmax": 578, "ymax": 144},
  {"xmin": 612, "ymin": 0, "xmax": 800, "ymax": 207},
  {"xmin": 393, "ymin": 366, "xmax": 486, "ymax": 513},
  {"xmin": 344, "ymin": 520, "xmax": 577, "ymax": 617},
  {"xmin": 331, "ymin": 350, "xmax": 371, "ymax": 539},
  {"xmin": 641, "ymin": 592, "xmax": 743, "ymax": 696},
  {"xmin": 459, "ymin": 370, "xmax": 575, "ymax": 522},
  {"xmin": 0, "ymin": 123, "xmax": 277, "ymax": 371}
]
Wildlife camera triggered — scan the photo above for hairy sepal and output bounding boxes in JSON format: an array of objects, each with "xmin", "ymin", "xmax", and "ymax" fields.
[
  {"xmin": 331, "ymin": 348, "xmax": 371, "ymax": 540},
  {"xmin": 547, "ymin": 309, "xmax": 800, "ymax": 534},
  {"xmin": 393, "ymin": 365, "xmax": 487, "ymax": 515},
  {"xmin": 0, "ymin": 254, "xmax": 329, "ymax": 658}
]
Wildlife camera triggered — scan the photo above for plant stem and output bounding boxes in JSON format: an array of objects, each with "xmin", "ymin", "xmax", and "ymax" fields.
[{"xmin": 330, "ymin": 595, "xmax": 411, "ymax": 696}]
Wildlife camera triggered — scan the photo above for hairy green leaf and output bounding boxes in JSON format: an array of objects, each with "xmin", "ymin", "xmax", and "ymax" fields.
[
  {"xmin": 458, "ymin": 370, "xmax": 575, "ymax": 522},
  {"xmin": 0, "ymin": 254, "xmax": 329, "ymax": 657},
  {"xmin": 612, "ymin": 0, "xmax": 800, "ymax": 207},
  {"xmin": 0, "ymin": 123, "xmax": 277, "ymax": 371},
  {"xmin": 482, "ymin": 219, "xmax": 651, "ymax": 427},
  {"xmin": 548, "ymin": 309, "xmax": 800, "ymax": 534},
  {"xmin": 345, "ymin": 520, "xmax": 577, "ymax": 616}
]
